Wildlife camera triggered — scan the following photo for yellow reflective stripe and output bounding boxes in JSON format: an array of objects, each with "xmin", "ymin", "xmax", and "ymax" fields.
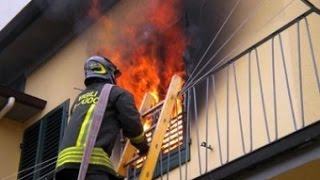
[
  {"xmin": 59, "ymin": 148, "xmax": 109, "ymax": 160},
  {"xmin": 58, "ymin": 150, "xmax": 109, "ymax": 160},
  {"xmin": 59, "ymin": 146, "xmax": 107, "ymax": 154},
  {"xmin": 56, "ymin": 147, "xmax": 114, "ymax": 169},
  {"xmin": 58, "ymin": 147, "xmax": 109, "ymax": 158},
  {"xmin": 57, "ymin": 155, "xmax": 114, "ymax": 168},
  {"xmin": 76, "ymin": 104, "xmax": 96, "ymax": 146},
  {"xmin": 129, "ymin": 132, "xmax": 145, "ymax": 144}
]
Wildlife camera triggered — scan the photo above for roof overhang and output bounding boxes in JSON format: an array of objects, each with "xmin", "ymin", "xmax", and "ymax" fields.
[
  {"xmin": 0, "ymin": 84, "xmax": 46, "ymax": 121},
  {"xmin": 0, "ymin": 0, "xmax": 118, "ymax": 89}
]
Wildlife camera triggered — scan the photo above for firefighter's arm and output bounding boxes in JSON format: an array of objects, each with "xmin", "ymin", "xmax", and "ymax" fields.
[{"xmin": 115, "ymin": 91, "xmax": 149, "ymax": 155}]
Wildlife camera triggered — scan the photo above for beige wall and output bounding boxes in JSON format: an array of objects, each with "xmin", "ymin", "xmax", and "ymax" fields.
[
  {"xmin": 25, "ymin": 36, "xmax": 88, "ymax": 126},
  {"xmin": 168, "ymin": 1, "xmax": 320, "ymax": 179},
  {"xmin": 8, "ymin": 0, "xmax": 319, "ymax": 179},
  {"xmin": 0, "ymin": 118, "xmax": 23, "ymax": 179},
  {"xmin": 24, "ymin": 0, "xmax": 149, "ymax": 127}
]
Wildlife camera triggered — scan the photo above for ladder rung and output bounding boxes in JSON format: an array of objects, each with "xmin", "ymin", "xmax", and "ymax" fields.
[
  {"xmin": 141, "ymin": 100, "xmax": 164, "ymax": 117},
  {"xmin": 124, "ymin": 155, "xmax": 142, "ymax": 167},
  {"xmin": 124, "ymin": 138, "xmax": 183, "ymax": 168}
]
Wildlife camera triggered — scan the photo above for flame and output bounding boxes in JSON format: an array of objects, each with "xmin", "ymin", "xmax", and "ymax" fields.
[
  {"xmin": 143, "ymin": 117, "xmax": 153, "ymax": 131},
  {"xmin": 87, "ymin": 0, "xmax": 187, "ymax": 106}
]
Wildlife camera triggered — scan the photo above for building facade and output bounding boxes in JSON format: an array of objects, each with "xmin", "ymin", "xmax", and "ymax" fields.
[{"xmin": 0, "ymin": 0, "xmax": 319, "ymax": 179}]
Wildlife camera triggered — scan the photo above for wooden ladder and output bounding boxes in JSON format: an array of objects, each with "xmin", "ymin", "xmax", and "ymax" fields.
[{"xmin": 116, "ymin": 75, "xmax": 183, "ymax": 180}]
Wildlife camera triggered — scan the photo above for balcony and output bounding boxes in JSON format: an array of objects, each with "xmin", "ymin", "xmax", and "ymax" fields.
[
  {"xmin": 119, "ymin": 0, "xmax": 320, "ymax": 179},
  {"xmin": 6, "ymin": 0, "xmax": 320, "ymax": 179}
]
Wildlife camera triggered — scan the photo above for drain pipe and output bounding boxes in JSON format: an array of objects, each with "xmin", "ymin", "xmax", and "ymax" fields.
[{"xmin": 0, "ymin": 97, "xmax": 15, "ymax": 120}]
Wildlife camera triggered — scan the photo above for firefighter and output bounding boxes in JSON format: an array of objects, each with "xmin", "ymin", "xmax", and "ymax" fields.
[{"xmin": 55, "ymin": 55, "xmax": 149, "ymax": 180}]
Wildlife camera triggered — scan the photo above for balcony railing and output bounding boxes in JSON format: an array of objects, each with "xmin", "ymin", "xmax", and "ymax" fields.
[
  {"xmin": 118, "ymin": 0, "xmax": 320, "ymax": 179},
  {"xmin": 7, "ymin": 1, "xmax": 320, "ymax": 180},
  {"xmin": 176, "ymin": 0, "xmax": 320, "ymax": 179}
]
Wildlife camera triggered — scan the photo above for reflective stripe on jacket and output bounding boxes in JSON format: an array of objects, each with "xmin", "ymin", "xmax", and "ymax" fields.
[{"xmin": 56, "ymin": 82, "xmax": 146, "ymax": 175}]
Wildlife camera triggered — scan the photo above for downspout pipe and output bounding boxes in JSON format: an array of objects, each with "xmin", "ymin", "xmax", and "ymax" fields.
[{"xmin": 0, "ymin": 97, "xmax": 15, "ymax": 120}]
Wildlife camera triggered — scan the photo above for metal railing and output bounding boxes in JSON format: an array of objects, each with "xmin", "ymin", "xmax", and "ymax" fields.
[
  {"xmin": 122, "ymin": 1, "xmax": 320, "ymax": 177},
  {"xmin": 177, "ymin": 0, "xmax": 320, "ymax": 179},
  {"xmin": 5, "ymin": 1, "xmax": 320, "ymax": 180},
  {"xmin": 120, "ymin": 0, "xmax": 320, "ymax": 179}
]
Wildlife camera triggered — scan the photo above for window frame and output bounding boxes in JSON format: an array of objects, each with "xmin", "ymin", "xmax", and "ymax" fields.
[
  {"xmin": 18, "ymin": 100, "xmax": 69, "ymax": 180},
  {"xmin": 128, "ymin": 104, "xmax": 191, "ymax": 179}
]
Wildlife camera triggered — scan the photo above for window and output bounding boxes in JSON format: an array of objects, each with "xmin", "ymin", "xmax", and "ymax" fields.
[
  {"xmin": 128, "ymin": 99, "xmax": 190, "ymax": 179},
  {"xmin": 18, "ymin": 100, "xmax": 69, "ymax": 180}
]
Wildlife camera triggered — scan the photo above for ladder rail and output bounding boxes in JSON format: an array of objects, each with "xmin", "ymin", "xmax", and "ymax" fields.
[
  {"xmin": 116, "ymin": 93, "xmax": 156, "ymax": 176},
  {"xmin": 140, "ymin": 75, "xmax": 183, "ymax": 180}
]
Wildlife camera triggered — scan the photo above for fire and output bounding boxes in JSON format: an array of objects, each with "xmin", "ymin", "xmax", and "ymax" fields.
[
  {"xmin": 143, "ymin": 117, "xmax": 153, "ymax": 131},
  {"xmin": 87, "ymin": 0, "xmax": 187, "ymax": 106}
]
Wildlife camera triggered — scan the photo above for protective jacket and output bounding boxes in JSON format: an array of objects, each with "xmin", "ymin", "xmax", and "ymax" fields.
[{"xmin": 56, "ymin": 82, "xmax": 147, "ymax": 177}]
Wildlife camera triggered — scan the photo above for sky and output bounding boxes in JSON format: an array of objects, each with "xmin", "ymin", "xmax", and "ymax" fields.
[{"xmin": 0, "ymin": 0, "xmax": 31, "ymax": 30}]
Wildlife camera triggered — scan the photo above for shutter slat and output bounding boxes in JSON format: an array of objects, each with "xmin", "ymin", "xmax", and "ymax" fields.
[
  {"xmin": 39, "ymin": 106, "xmax": 65, "ymax": 179},
  {"xmin": 18, "ymin": 101, "xmax": 68, "ymax": 180}
]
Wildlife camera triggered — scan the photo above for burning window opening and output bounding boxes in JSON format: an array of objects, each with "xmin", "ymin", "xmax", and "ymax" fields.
[
  {"xmin": 86, "ymin": 0, "xmax": 187, "ymax": 107},
  {"xmin": 125, "ymin": 96, "xmax": 185, "ymax": 173},
  {"xmin": 86, "ymin": 0, "xmax": 188, "ymax": 176}
]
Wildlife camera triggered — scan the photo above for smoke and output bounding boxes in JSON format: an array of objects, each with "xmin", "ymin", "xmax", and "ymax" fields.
[
  {"xmin": 84, "ymin": 0, "xmax": 187, "ymax": 104},
  {"xmin": 33, "ymin": 0, "xmax": 90, "ymax": 19},
  {"xmin": 33, "ymin": 0, "xmax": 117, "ymax": 34}
]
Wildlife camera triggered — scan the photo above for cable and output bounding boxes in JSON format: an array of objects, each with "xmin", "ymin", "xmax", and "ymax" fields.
[
  {"xmin": 1, "ymin": 156, "xmax": 57, "ymax": 180},
  {"xmin": 182, "ymin": 0, "xmax": 297, "ymax": 93},
  {"xmin": 17, "ymin": 159, "xmax": 57, "ymax": 180},
  {"xmin": 184, "ymin": 0, "xmax": 266, "ymax": 88},
  {"xmin": 185, "ymin": 0, "xmax": 242, "ymax": 86}
]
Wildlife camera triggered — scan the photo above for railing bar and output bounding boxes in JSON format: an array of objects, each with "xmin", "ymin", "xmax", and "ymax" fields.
[
  {"xmin": 185, "ymin": 91, "xmax": 190, "ymax": 180},
  {"xmin": 133, "ymin": 164, "xmax": 137, "ymax": 180},
  {"xmin": 181, "ymin": 9, "xmax": 314, "ymax": 95},
  {"xmin": 185, "ymin": 0, "xmax": 267, "ymax": 87},
  {"xmin": 193, "ymin": 87, "xmax": 203, "ymax": 174},
  {"xmin": 272, "ymin": 38, "xmax": 278, "ymax": 140},
  {"xmin": 205, "ymin": 77, "xmax": 209, "ymax": 172},
  {"xmin": 302, "ymin": 0, "xmax": 320, "ymax": 15},
  {"xmin": 166, "ymin": 116, "xmax": 172, "ymax": 180},
  {"xmin": 279, "ymin": 34, "xmax": 297, "ymax": 131},
  {"xmin": 226, "ymin": 65, "xmax": 230, "ymax": 163},
  {"xmin": 126, "ymin": 165, "xmax": 130, "ymax": 179},
  {"xmin": 211, "ymin": 74, "xmax": 223, "ymax": 165},
  {"xmin": 248, "ymin": 53, "xmax": 253, "ymax": 152},
  {"xmin": 232, "ymin": 63, "xmax": 246, "ymax": 154},
  {"xmin": 297, "ymin": 21, "xmax": 305, "ymax": 128},
  {"xmin": 304, "ymin": 17, "xmax": 320, "ymax": 93},
  {"xmin": 142, "ymin": 101, "xmax": 164, "ymax": 117},
  {"xmin": 176, "ymin": 99, "xmax": 182, "ymax": 180},
  {"xmin": 254, "ymin": 48, "xmax": 271, "ymax": 143},
  {"xmin": 160, "ymin": 152, "xmax": 163, "ymax": 180}
]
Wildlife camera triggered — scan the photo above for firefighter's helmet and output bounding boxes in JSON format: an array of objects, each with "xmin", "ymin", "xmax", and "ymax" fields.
[{"xmin": 84, "ymin": 55, "xmax": 121, "ymax": 85}]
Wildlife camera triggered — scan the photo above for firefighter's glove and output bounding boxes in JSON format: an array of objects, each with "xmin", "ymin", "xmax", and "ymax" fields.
[
  {"xmin": 132, "ymin": 141, "xmax": 149, "ymax": 156},
  {"xmin": 138, "ymin": 143, "xmax": 149, "ymax": 156}
]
